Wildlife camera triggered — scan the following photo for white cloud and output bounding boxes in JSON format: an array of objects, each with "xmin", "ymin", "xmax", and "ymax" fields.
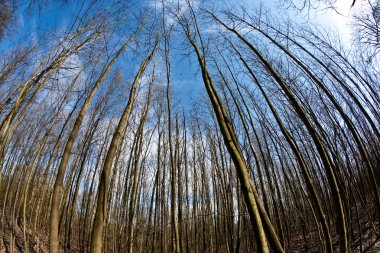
[
  {"xmin": 311, "ymin": 0, "xmax": 354, "ymax": 44},
  {"xmin": 148, "ymin": 0, "xmax": 200, "ymax": 25}
]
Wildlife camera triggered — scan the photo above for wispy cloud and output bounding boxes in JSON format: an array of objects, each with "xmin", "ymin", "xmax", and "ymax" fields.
[{"xmin": 148, "ymin": 0, "xmax": 200, "ymax": 25}]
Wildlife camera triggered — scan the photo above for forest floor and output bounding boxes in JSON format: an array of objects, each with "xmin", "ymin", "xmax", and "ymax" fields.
[
  {"xmin": 0, "ymin": 211, "xmax": 378, "ymax": 252},
  {"xmin": 0, "ymin": 215, "xmax": 50, "ymax": 253}
]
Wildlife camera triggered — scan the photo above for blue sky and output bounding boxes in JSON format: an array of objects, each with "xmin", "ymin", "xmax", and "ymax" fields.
[
  {"xmin": 0, "ymin": 0, "xmax": 357, "ymax": 110},
  {"xmin": 1, "ymin": 0, "xmax": 355, "ymax": 53}
]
